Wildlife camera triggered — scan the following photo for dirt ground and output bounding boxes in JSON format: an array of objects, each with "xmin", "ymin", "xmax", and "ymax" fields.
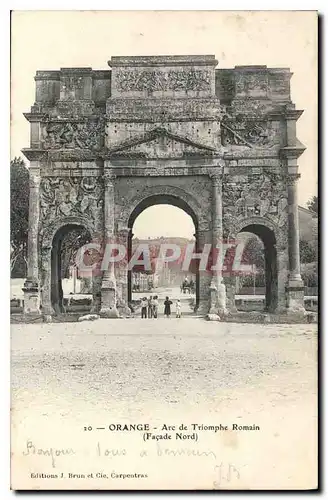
[{"xmin": 11, "ymin": 320, "xmax": 318, "ymax": 490}]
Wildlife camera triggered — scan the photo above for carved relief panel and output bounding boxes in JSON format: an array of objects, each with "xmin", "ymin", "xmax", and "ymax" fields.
[
  {"xmin": 41, "ymin": 118, "xmax": 105, "ymax": 151},
  {"xmin": 39, "ymin": 176, "xmax": 104, "ymax": 231},
  {"xmin": 221, "ymin": 114, "xmax": 279, "ymax": 148},
  {"xmin": 222, "ymin": 172, "xmax": 288, "ymax": 239},
  {"xmin": 114, "ymin": 69, "xmax": 211, "ymax": 93}
]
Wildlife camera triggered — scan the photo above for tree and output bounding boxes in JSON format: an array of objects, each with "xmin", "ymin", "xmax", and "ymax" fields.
[
  {"xmin": 307, "ymin": 195, "xmax": 318, "ymax": 215},
  {"xmin": 10, "ymin": 157, "xmax": 29, "ymax": 273},
  {"xmin": 243, "ymin": 235, "xmax": 265, "ymax": 269},
  {"xmin": 60, "ymin": 228, "xmax": 92, "ymax": 278},
  {"xmin": 299, "ymin": 239, "xmax": 316, "ymax": 264},
  {"xmin": 301, "ymin": 262, "xmax": 318, "ymax": 288}
]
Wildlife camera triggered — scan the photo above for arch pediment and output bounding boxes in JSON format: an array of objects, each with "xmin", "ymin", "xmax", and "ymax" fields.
[{"xmin": 108, "ymin": 127, "xmax": 218, "ymax": 160}]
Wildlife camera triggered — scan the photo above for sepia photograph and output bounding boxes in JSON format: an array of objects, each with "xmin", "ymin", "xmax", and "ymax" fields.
[{"xmin": 10, "ymin": 10, "xmax": 318, "ymax": 490}]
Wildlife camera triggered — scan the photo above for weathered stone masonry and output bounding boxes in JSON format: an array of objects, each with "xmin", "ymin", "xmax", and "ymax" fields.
[{"xmin": 22, "ymin": 55, "xmax": 306, "ymax": 317}]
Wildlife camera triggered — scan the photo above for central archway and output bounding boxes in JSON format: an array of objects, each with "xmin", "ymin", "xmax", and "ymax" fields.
[{"xmin": 127, "ymin": 194, "xmax": 200, "ymax": 312}]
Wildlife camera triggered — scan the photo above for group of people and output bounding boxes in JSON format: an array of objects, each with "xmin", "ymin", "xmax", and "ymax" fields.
[
  {"xmin": 132, "ymin": 279, "xmax": 154, "ymax": 292},
  {"xmin": 180, "ymin": 277, "xmax": 195, "ymax": 294},
  {"xmin": 140, "ymin": 296, "xmax": 182, "ymax": 319},
  {"xmin": 140, "ymin": 295, "xmax": 159, "ymax": 319}
]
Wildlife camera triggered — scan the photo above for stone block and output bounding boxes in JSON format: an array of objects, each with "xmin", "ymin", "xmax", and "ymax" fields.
[
  {"xmin": 206, "ymin": 313, "xmax": 221, "ymax": 321},
  {"xmin": 78, "ymin": 314, "xmax": 100, "ymax": 322}
]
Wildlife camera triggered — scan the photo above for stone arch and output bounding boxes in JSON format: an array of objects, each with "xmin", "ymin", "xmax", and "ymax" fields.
[
  {"xmin": 117, "ymin": 184, "xmax": 204, "ymax": 230},
  {"xmin": 233, "ymin": 216, "xmax": 279, "ymax": 239},
  {"xmin": 40, "ymin": 216, "xmax": 96, "ymax": 315},
  {"xmin": 41, "ymin": 215, "xmax": 96, "ymax": 249},
  {"xmin": 234, "ymin": 216, "xmax": 278, "ymax": 312}
]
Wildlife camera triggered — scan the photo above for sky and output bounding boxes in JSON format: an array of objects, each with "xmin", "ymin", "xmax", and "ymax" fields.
[
  {"xmin": 133, "ymin": 205, "xmax": 195, "ymax": 239},
  {"xmin": 10, "ymin": 11, "xmax": 317, "ymax": 238}
]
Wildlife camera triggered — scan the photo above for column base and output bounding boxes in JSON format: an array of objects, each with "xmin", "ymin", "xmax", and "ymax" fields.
[
  {"xmin": 286, "ymin": 278, "xmax": 305, "ymax": 315},
  {"xmin": 117, "ymin": 301, "xmax": 132, "ymax": 318},
  {"xmin": 91, "ymin": 275, "xmax": 102, "ymax": 314},
  {"xmin": 225, "ymin": 279, "xmax": 238, "ymax": 315},
  {"xmin": 91, "ymin": 300, "xmax": 101, "ymax": 314},
  {"xmin": 100, "ymin": 287, "xmax": 120, "ymax": 318},
  {"xmin": 100, "ymin": 307, "xmax": 120, "ymax": 319},
  {"xmin": 22, "ymin": 280, "xmax": 41, "ymax": 315},
  {"xmin": 209, "ymin": 281, "xmax": 227, "ymax": 317},
  {"xmin": 217, "ymin": 283, "xmax": 228, "ymax": 317}
]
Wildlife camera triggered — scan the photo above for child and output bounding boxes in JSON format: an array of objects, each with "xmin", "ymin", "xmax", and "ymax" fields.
[
  {"xmin": 175, "ymin": 299, "xmax": 182, "ymax": 318},
  {"xmin": 148, "ymin": 296, "xmax": 154, "ymax": 319},
  {"xmin": 153, "ymin": 296, "xmax": 159, "ymax": 318},
  {"xmin": 164, "ymin": 296, "xmax": 173, "ymax": 318},
  {"xmin": 141, "ymin": 297, "xmax": 148, "ymax": 318}
]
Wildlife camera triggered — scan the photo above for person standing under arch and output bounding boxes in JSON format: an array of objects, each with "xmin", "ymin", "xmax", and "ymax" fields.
[
  {"xmin": 164, "ymin": 296, "xmax": 172, "ymax": 318},
  {"xmin": 148, "ymin": 296, "xmax": 154, "ymax": 319},
  {"xmin": 153, "ymin": 295, "xmax": 159, "ymax": 318},
  {"xmin": 141, "ymin": 297, "xmax": 148, "ymax": 318}
]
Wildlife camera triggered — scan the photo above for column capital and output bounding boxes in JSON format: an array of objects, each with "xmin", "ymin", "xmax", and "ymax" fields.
[
  {"xmin": 210, "ymin": 172, "xmax": 223, "ymax": 186},
  {"xmin": 104, "ymin": 169, "xmax": 116, "ymax": 186},
  {"xmin": 286, "ymin": 173, "xmax": 301, "ymax": 186},
  {"xmin": 116, "ymin": 227, "xmax": 130, "ymax": 240}
]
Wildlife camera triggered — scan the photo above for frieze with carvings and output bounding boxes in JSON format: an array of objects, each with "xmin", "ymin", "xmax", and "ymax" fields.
[
  {"xmin": 61, "ymin": 75, "xmax": 84, "ymax": 96},
  {"xmin": 222, "ymin": 172, "xmax": 288, "ymax": 239},
  {"xmin": 115, "ymin": 70, "xmax": 211, "ymax": 92},
  {"xmin": 235, "ymin": 72, "xmax": 268, "ymax": 96},
  {"xmin": 221, "ymin": 114, "xmax": 277, "ymax": 147},
  {"xmin": 41, "ymin": 118, "xmax": 105, "ymax": 151},
  {"xmin": 39, "ymin": 176, "xmax": 104, "ymax": 226}
]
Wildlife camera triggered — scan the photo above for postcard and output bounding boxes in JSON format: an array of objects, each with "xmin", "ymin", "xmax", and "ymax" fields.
[{"xmin": 10, "ymin": 10, "xmax": 318, "ymax": 490}]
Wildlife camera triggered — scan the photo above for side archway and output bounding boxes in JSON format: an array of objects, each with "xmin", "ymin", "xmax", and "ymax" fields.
[
  {"xmin": 40, "ymin": 217, "xmax": 96, "ymax": 315},
  {"xmin": 234, "ymin": 218, "xmax": 278, "ymax": 312}
]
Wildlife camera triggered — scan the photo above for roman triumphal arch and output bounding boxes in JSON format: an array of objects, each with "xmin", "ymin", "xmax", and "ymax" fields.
[{"xmin": 22, "ymin": 55, "xmax": 306, "ymax": 318}]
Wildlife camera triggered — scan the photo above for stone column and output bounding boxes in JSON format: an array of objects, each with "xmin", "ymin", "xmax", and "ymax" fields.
[
  {"xmin": 40, "ymin": 246, "xmax": 54, "ymax": 318},
  {"xmin": 196, "ymin": 227, "xmax": 212, "ymax": 315},
  {"xmin": 23, "ymin": 164, "xmax": 41, "ymax": 315},
  {"xmin": 127, "ymin": 228, "xmax": 133, "ymax": 303},
  {"xmin": 209, "ymin": 173, "xmax": 227, "ymax": 318},
  {"xmin": 100, "ymin": 168, "xmax": 119, "ymax": 318},
  {"xmin": 225, "ymin": 275, "xmax": 237, "ymax": 313},
  {"xmin": 91, "ymin": 273, "xmax": 102, "ymax": 314},
  {"xmin": 286, "ymin": 174, "xmax": 305, "ymax": 313},
  {"xmin": 116, "ymin": 227, "xmax": 131, "ymax": 317}
]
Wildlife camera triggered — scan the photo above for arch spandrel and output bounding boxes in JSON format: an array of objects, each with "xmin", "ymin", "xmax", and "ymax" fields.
[
  {"xmin": 39, "ymin": 175, "xmax": 104, "ymax": 245},
  {"xmin": 40, "ymin": 216, "xmax": 97, "ymax": 249}
]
